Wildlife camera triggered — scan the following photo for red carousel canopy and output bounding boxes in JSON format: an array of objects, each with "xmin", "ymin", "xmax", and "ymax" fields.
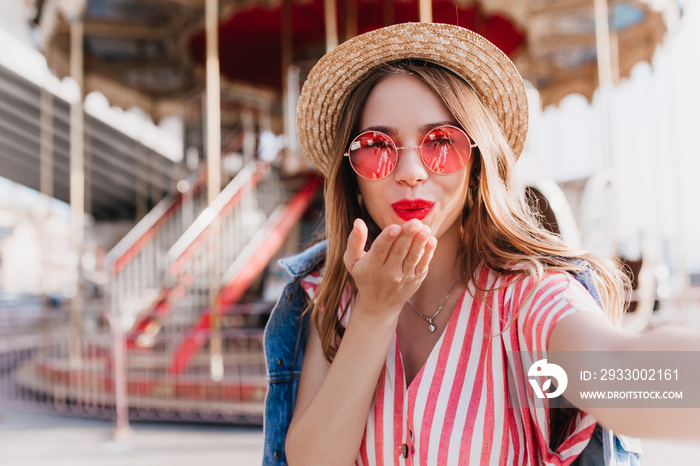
[
  {"xmin": 188, "ymin": 0, "xmax": 525, "ymax": 90},
  {"xmin": 32, "ymin": 0, "xmax": 666, "ymax": 118}
]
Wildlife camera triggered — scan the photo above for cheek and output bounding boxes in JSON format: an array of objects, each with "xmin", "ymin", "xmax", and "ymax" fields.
[
  {"xmin": 438, "ymin": 175, "xmax": 470, "ymax": 222},
  {"xmin": 444, "ymin": 188, "xmax": 468, "ymax": 221},
  {"xmin": 356, "ymin": 179, "xmax": 387, "ymax": 225},
  {"xmin": 445, "ymin": 172, "xmax": 470, "ymax": 207},
  {"xmin": 357, "ymin": 178, "xmax": 395, "ymax": 229}
]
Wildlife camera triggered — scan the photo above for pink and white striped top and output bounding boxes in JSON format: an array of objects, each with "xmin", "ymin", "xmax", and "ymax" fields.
[{"xmin": 301, "ymin": 265, "xmax": 605, "ymax": 465}]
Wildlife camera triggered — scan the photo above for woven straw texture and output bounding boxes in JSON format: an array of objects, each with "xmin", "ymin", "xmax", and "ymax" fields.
[{"xmin": 296, "ymin": 22, "xmax": 529, "ymax": 178}]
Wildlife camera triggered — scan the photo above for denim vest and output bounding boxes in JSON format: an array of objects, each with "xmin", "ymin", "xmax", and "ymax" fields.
[{"xmin": 262, "ymin": 241, "xmax": 642, "ymax": 465}]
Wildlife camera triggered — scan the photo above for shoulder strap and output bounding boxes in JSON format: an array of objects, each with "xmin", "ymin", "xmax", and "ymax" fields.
[{"xmin": 568, "ymin": 260, "xmax": 604, "ymax": 308}]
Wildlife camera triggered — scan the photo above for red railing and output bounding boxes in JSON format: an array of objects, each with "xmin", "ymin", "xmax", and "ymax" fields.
[{"xmin": 168, "ymin": 175, "xmax": 321, "ymax": 373}]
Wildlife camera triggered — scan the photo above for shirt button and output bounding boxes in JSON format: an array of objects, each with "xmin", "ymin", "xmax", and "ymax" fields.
[
  {"xmin": 401, "ymin": 443, "xmax": 408, "ymax": 458},
  {"xmin": 287, "ymin": 293, "xmax": 293, "ymax": 301},
  {"xmin": 277, "ymin": 358, "xmax": 284, "ymax": 367},
  {"xmin": 273, "ymin": 450, "xmax": 281, "ymax": 458}
]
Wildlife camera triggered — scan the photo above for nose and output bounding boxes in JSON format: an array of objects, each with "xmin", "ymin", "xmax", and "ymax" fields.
[{"xmin": 393, "ymin": 146, "xmax": 428, "ymax": 185}]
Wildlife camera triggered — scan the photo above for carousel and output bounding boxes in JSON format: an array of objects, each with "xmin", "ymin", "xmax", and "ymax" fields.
[{"xmin": 9, "ymin": 0, "xmax": 671, "ymax": 431}]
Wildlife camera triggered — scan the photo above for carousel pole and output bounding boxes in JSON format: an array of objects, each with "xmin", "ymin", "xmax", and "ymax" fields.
[
  {"xmin": 281, "ymin": 0, "xmax": 296, "ymax": 160},
  {"xmin": 39, "ymin": 89, "xmax": 53, "ymax": 212},
  {"xmin": 67, "ymin": 2, "xmax": 85, "ymax": 368},
  {"xmin": 205, "ymin": 0, "xmax": 224, "ymax": 382},
  {"xmin": 662, "ymin": 1, "xmax": 690, "ymax": 313},
  {"xmin": 39, "ymin": 86, "xmax": 54, "ymax": 357},
  {"xmin": 58, "ymin": 0, "xmax": 136, "ymax": 439},
  {"xmin": 594, "ymin": 0, "xmax": 615, "ymax": 123},
  {"xmin": 324, "ymin": 0, "xmax": 338, "ymax": 50},
  {"xmin": 281, "ymin": 0, "xmax": 292, "ymax": 92},
  {"xmin": 419, "ymin": 0, "xmax": 433, "ymax": 23},
  {"xmin": 593, "ymin": 0, "xmax": 619, "ymax": 257},
  {"xmin": 281, "ymin": 0, "xmax": 292, "ymax": 79},
  {"xmin": 58, "ymin": 0, "xmax": 135, "ymax": 436}
]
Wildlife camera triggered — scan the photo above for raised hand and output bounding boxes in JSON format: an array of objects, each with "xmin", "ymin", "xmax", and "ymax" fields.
[{"xmin": 343, "ymin": 218, "xmax": 437, "ymax": 319}]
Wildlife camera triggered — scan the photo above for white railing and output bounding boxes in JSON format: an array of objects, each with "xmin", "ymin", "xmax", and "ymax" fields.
[
  {"xmin": 166, "ymin": 160, "xmax": 288, "ymax": 326},
  {"xmin": 106, "ymin": 171, "xmax": 208, "ymax": 332}
]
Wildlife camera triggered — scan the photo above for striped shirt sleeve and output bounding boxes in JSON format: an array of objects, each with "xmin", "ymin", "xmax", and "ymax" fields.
[
  {"xmin": 300, "ymin": 267, "xmax": 353, "ymax": 328},
  {"xmin": 513, "ymin": 272, "xmax": 606, "ymax": 465},
  {"xmin": 516, "ymin": 272, "xmax": 606, "ymax": 357}
]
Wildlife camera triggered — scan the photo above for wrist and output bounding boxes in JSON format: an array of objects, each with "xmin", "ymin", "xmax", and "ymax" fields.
[{"xmin": 350, "ymin": 294, "xmax": 402, "ymax": 329}]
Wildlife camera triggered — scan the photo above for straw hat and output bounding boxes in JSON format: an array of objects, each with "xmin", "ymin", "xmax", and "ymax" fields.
[{"xmin": 296, "ymin": 22, "xmax": 529, "ymax": 178}]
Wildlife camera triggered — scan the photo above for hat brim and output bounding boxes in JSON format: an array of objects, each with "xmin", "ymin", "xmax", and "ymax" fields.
[{"xmin": 296, "ymin": 22, "xmax": 529, "ymax": 178}]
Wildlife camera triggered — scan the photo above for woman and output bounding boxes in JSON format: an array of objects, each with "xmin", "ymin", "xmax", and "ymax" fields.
[{"xmin": 263, "ymin": 23, "xmax": 700, "ymax": 465}]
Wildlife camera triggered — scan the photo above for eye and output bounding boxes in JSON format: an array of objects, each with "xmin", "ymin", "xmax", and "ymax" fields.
[
  {"xmin": 368, "ymin": 139, "xmax": 392, "ymax": 149},
  {"xmin": 360, "ymin": 133, "xmax": 393, "ymax": 151},
  {"xmin": 425, "ymin": 133, "xmax": 455, "ymax": 149}
]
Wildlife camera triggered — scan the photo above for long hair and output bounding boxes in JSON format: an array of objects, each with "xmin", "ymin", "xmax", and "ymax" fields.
[{"xmin": 309, "ymin": 60, "xmax": 629, "ymax": 362}]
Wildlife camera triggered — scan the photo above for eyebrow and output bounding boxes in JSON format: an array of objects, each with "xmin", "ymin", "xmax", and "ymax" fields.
[{"xmin": 359, "ymin": 120, "xmax": 458, "ymax": 136}]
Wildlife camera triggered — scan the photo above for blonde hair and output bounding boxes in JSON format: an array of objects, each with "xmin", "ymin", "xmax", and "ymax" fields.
[{"xmin": 309, "ymin": 60, "xmax": 629, "ymax": 362}]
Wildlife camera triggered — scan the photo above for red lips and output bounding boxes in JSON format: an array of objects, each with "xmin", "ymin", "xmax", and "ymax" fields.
[{"xmin": 391, "ymin": 198, "xmax": 435, "ymax": 221}]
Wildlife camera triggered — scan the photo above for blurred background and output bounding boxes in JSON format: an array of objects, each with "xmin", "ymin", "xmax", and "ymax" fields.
[{"xmin": 0, "ymin": 0, "xmax": 698, "ymax": 464}]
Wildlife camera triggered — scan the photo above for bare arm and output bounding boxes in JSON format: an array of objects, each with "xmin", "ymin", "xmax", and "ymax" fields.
[
  {"xmin": 549, "ymin": 311, "xmax": 700, "ymax": 438},
  {"xmin": 285, "ymin": 219, "xmax": 436, "ymax": 465}
]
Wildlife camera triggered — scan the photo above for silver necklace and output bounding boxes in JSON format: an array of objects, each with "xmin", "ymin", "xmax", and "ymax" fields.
[{"xmin": 407, "ymin": 279, "xmax": 461, "ymax": 333}]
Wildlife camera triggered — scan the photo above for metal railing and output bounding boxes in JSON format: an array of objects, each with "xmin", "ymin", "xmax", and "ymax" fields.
[
  {"xmin": 167, "ymin": 160, "xmax": 287, "ymax": 317},
  {"xmin": 165, "ymin": 170, "xmax": 319, "ymax": 375},
  {"xmin": 106, "ymin": 171, "xmax": 207, "ymax": 333}
]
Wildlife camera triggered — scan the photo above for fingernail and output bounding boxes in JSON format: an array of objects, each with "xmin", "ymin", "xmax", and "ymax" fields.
[
  {"xmin": 428, "ymin": 237, "xmax": 437, "ymax": 247},
  {"xmin": 418, "ymin": 229, "xmax": 428, "ymax": 239},
  {"xmin": 406, "ymin": 221, "xmax": 420, "ymax": 233},
  {"xmin": 388, "ymin": 226, "xmax": 400, "ymax": 237}
]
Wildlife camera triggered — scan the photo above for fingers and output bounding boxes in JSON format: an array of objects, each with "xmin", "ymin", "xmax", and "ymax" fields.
[
  {"xmin": 414, "ymin": 236, "xmax": 437, "ymax": 276},
  {"xmin": 384, "ymin": 219, "xmax": 428, "ymax": 271},
  {"xmin": 346, "ymin": 218, "xmax": 437, "ymax": 313},
  {"xmin": 367, "ymin": 223, "xmax": 401, "ymax": 264},
  {"xmin": 346, "ymin": 218, "xmax": 436, "ymax": 280},
  {"xmin": 343, "ymin": 219, "xmax": 368, "ymax": 271},
  {"xmin": 402, "ymin": 224, "xmax": 433, "ymax": 275}
]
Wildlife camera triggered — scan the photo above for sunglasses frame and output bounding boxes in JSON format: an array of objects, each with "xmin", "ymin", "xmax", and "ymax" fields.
[{"xmin": 343, "ymin": 124, "xmax": 477, "ymax": 180}]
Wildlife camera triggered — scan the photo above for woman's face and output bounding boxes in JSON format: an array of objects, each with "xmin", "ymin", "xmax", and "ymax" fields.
[{"xmin": 354, "ymin": 74, "xmax": 471, "ymax": 240}]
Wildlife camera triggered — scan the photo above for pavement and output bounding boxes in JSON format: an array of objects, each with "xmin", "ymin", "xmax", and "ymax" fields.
[
  {"xmin": 2, "ymin": 407, "xmax": 700, "ymax": 465},
  {"xmin": 0, "ymin": 408, "xmax": 263, "ymax": 466}
]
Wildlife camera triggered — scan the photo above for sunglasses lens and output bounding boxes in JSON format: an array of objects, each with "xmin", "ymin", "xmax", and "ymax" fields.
[
  {"xmin": 347, "ymin": 132, "xmax": 397, "ymax": 179},
  {"xmin": 421, "ymin": 126, "xmax": 472, "ymax": 175}
]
